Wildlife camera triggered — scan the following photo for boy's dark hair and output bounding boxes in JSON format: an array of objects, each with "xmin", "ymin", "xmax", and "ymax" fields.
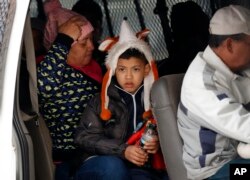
[
  {"xmin": 119, "ymin": 48, "xmax": 148, "ymax": 64},
  {"xmin": 209, "ymin": 33, "xmax": 247, "ymax": 48}
]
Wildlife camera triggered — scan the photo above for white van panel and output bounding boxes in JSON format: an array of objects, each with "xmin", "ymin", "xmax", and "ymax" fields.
[{"xmin": 0, "ymin": 0, "xmax": 30, "ymax": 179}]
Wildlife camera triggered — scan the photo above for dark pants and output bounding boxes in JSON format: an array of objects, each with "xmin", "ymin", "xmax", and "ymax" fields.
[
  {"xmin": 53, "ymin": 149, "xmax": 83, "ymax": 180},
  {"xmin": 55, "ymin": 162, "xmax": 74, "ymax": 180},
  {"xmin": 74, "ymin": 155, "xmax": 168, "ymax": 180}
]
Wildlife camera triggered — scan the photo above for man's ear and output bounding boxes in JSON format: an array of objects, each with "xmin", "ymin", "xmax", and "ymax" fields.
[
  {"xmin": 144, "ymin": 64, "xmax": 151, "ymax": 77},
  {"xmin": 225, "ymin": 38, "xmax": 233, "ymax": 53}
]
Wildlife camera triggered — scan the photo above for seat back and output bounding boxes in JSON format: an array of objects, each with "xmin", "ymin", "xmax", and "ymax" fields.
[
  {"xmin": 150, "ymin": 73, "xmax": 187, "ymax": 180},
  {"xmin": 21, "ymin": 15, "xmax": 55, "ymax": 180}
]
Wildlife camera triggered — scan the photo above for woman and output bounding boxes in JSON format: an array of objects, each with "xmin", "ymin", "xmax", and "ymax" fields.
[{"xmin": 37, "ymin": 2, "xmax": 102, "ymax": 179}]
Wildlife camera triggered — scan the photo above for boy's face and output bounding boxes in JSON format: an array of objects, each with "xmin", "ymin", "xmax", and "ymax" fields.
[{"xmin": 115, "ymin": 57, "xmax": 150, "ymax": 94}]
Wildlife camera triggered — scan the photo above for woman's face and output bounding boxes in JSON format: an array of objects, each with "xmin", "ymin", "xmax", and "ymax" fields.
[{"xmin": 67, "ymin": 33, "xmax": 94, "ymax": 67}]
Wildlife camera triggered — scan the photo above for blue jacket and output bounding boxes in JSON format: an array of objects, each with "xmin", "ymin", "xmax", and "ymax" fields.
[{"xmin": 37, "ymin": 34, "xmax": 100, "ymax": 152}]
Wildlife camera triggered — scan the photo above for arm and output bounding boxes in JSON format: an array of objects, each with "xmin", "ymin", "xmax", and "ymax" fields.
[
  {"xmin": 125, "ymin": 119, "xmax": 161, "ymax": 166},
  {"xmin": 37, "ymin": 33, "xmax": 72, "ymax": 100},
  {"xmin": 182, "ymin": 74, "xmax": 250, "ymax": 143},
  {"xmin": 37, "ymin": 16, "xmax": 86, "ymax": 99},
  {"xmin": 74, "ymin": 96, "xmax": 128, "ymax": 158}
]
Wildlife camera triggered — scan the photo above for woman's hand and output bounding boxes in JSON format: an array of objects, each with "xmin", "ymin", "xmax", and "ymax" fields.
[
  {"xmin": 58, "ymin": 16, "xmax": 86, "ymax": 41},
  {"xmin": 124, "ymin": 145, "xmax": 148, "ymax": 166}
]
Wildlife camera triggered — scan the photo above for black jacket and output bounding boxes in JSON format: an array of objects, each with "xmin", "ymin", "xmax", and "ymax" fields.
[{"xmin": 74, "ymin": 80, "xmax": 144, "ymax": 160}]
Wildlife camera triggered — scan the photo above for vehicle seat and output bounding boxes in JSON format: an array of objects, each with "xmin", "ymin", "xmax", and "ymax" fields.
[
  {"xmin": 21, "ymin": 15, "xmax": 55, "ymax": 180},
  {"xmin": 150, "ymin": 73, "xmax": 187, "ymax": 180}
]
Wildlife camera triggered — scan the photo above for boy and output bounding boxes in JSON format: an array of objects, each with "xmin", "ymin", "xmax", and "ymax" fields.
[{"xmin": 74, "ymin": 19, "xmax": 168, "ymax": 179}]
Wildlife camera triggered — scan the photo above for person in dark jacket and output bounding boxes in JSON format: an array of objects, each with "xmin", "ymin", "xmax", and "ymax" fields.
[{"xmin": 74, "ymin": 19, "xmax": 168, "ymax": 180}]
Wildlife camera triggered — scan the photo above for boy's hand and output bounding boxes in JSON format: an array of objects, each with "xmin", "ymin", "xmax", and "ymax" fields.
[
  {"xmin": 143, "ymin": 135, "xmax": 159, "ymax": 154},
  {"xmin": 124, "ymin": 145, "xmax": 148, "ymax": 166},
  {"xmin": 58, "ymin": 16, "xmax": 86, "ymax": 41}
]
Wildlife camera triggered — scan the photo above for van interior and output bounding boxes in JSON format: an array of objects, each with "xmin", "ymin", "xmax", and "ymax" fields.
[{"xmin": 2, "ymin": 0, "xmax": 250, "ymax": 179}]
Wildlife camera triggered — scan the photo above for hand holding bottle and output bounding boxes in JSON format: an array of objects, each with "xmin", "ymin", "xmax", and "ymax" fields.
[{"xmin": 139, "ymin": 122, "xmax": 159, "ymax": 154}]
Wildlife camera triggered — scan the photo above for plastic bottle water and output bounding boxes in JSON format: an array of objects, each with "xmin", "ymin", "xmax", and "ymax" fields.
[
  {"xmin": 139, "ymin": 122, "xmax": 157, "ymax": 147},
  {"xmin": 138, "ymin": 122, "xmax": 157, "ymax": 168}
]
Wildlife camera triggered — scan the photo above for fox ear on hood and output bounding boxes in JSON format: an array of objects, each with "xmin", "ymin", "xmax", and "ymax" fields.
[
  {"xmin": 98, "ymin": 37, "xmax": 119, "ymax": 52},
  {"xmin": 98, "ymin": 29, "xmax": 150, "ymax": 52},
  {"xmin": 136, "ymin": 29, "xmax": 150, "ymax": 40},
  {"xmin": 100, "ymin": 19, "xmax": 157, "ymax": 121}
]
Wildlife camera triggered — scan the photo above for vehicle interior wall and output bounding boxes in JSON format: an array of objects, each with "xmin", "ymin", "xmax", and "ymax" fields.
[
  {"xmin": 29, "ymin": 0, "xmax": 211, "ymax": 61},
  {"xmin": 0, "ymin": 0, "xmax": 34, "ymax": 179},
  {"xmin": 29, "ymin": 0, "xmax": 250, "ymax": 62}
]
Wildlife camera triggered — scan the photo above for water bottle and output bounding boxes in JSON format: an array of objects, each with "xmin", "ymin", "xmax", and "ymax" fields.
[
  {"xmin": 138, "ymin": 121, "xmax": 157, "ymax": 168},
  {"xmin": 139, "ymin": 122, "xmax": 157, "ymax": 147}
]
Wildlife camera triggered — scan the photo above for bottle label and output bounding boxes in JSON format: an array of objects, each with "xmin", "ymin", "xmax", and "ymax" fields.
[{"xmin": 140, "ymin": 133, "xmax": 153, "ymax": 147}]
